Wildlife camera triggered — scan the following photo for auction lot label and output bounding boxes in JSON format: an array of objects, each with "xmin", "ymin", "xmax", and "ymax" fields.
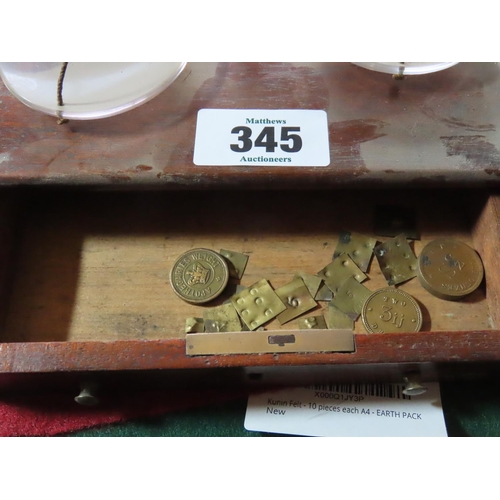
[{"xmin": 193, "ymin": 109, "xmax": 330, "ymax": 167}]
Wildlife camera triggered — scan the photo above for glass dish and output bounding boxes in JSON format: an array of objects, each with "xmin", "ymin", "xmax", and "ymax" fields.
[{"xmin": 0, "ymin": 62, "xmax": 186, "ymax": 120}]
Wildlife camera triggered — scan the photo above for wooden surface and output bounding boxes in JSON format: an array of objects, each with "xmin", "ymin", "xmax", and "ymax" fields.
[
  {"xmin": 2, "ymin": 62, "xmax": 500, "ymax": 378},
  {"xmin": 0, "ymin": 189, "xmax": 492, "ymax": 345},
  {"xmin": 473, "ymin": 194, "xmax": 500, "ymax": 327},
  {"xmin": 1, "ymin": 331, "xmax": 500, "ymax": 374},
  {"xmin": 2, "ymin": 62, "xmax": 500, "ymax": 188},
  {"xmin": 0, "ymin": 192, "xmax": 22, "ymax": 337}
]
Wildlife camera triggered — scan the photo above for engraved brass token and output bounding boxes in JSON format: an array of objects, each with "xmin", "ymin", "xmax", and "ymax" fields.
[
  {"xmin": 330, "ymin": 276, "xmax": 372, "ymax": 321},
  {"xmin": 326, "ymin": 302, "xmax": 354, "ymax": 330},
  {"xmin": 315, "ymin": 283, "xmax": 333, "ymax": 301},
  {"xmin": 417, "ymin": 238, "xmax": 484, "ymax": 300},
  {"xmin": 293, "ymin": 272, "xmax": 323, "ymax": 299},
  {"xmin": 298, "ymin": 315, "xmax": 328, "ymax": 330},
  {"xmin": 223, "ymin": 284, "xmax": 248, "ymax": 304},
  {"xmin": 231, "ymin": 278, "xmax": 286, "ymax": 331},
  {"xmin": 333, "ymin": 231, "xmax": 377, "ymax": 272},
  {"xmin": 361, "ymin": 288, "xmax": 422, "ymax": 333},
  {"xmin": 275, "ymin": 278, "xmax": 318, "ymax": 325},
  {"xmin": 185, "ymin": 317, "xmax": 204, "ymax": 334},
  {"xmin": 318, "ymin": 255, "xmax": 367, "ymax": 295},
  {"xmin": 374, "ymin": 234, "xmax": 418, "ymax": 286},
  {"xmin": 219, "ymin": 249, "xmax": 249, "ymax": 280},
  {"xmin": 203, "ymin": 303, "xmax": 242, "ymax": 332},
  {"xmin": 170, "ymin": 248, "xmax": 229, "ymax": 304}
]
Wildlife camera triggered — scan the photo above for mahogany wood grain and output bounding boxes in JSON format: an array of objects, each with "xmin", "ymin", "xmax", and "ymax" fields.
[
  {"xmin": 0, "ymin": 189, "xmax": 492, "ymax": 345},
  {"xmin": 2, "ymin": 63, "xmax": 500, "ymax": 189},
  {"xmin": 0, "ymin": 331, "xmax": 499, "ymax": 373},
  {"xmin": 2, "ymin": 63, "xmax": 500, "ymax": 382},
  {"xmin": 472, "ymin": 194, "xmax": 500, "ymax": 328},
  {"xmin": 0, "ymin": 188, "xmax": 498, "ymax": 378},
  {"xmin": 0, "ymin": 191, "xmax": 22, "ymax": 333}
]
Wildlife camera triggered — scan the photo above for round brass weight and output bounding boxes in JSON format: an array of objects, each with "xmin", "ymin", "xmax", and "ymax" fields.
[
  {"xmin": 170, "ymin": 248, "xmax": 229, "ymax": 304},
  {"xmin": 417, "ymin": 238, "xmax": 484, "ymax": 300},
  {"xmin": 361, "ymin": 287, "xmax": 422, "ymax": 334}
]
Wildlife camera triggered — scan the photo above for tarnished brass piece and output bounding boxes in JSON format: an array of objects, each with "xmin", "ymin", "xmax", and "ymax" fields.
[
  {"xmin": 374, "ymin": 205, "xmax": 420, "ymax": 240},
  {"xmin": 170, "ymin": 248, "xmax": 229, "ymax": 304},
  {"xmin": 326, "ymin": 303, "xmax": 354, "ymax": 330},
  {"xmin": 315, "ymin": 283, "xmax": 333, "ymax": 301},
  {"xmin": 204, "ymin": 320, "xmax": 221, "ymax": 333},
  {"xmin": 219, "ymin": 249, "xmax": 249, "ymax": 280},
  {"xmin": 202, "ymin": 303, "xmax": 242, "ymax": 332},
  {"xmin": 185, "ymin": 317, "xmax": 204, "ymax": 334},
  {"xmin": 223, "ymin": 284, "xmax": 248, "ymax": 304},
  {"xmin": 318, "ymin": 255, "xmax": 367, "ymax": 295},
  {"xmin": 374, "ymin": 234, "xmax": 418, "ymax": 286},
  {"xmin": 417, "ymin": 238, "xmax": 484, "ymax": 300},
  {"xmin": 333, "ymin": 231, "xmax": 377, "ymax": 272},
  {"xmin": 230, "ymin": 278, "xmax": 286, "ymax": 330},
  {"xmin": 298, "ymin": 315, "xmax": 328, "ymax": 330},
  {"xmin": 186, "ymin": 329, "xmax": 355, "ymax": 355},
  {"xmin": 330, "ymin": 276, "xmax": 372, "ymax": 320},
  {"xmin": 293, "ymin": 272, "xmax": 323, "ymax": 299},
  {"xmin": 275, "ymin": 278, "xmax": 318, "ymax": 325},
  {"xmin": 361, "ymin": 287, "xmax": 422, "ymax": 333}
]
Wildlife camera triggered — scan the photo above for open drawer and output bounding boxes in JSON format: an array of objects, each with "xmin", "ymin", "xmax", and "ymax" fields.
[{"xmin": 0, "ymin": 187, "xmax": 500, "ymax": 391}]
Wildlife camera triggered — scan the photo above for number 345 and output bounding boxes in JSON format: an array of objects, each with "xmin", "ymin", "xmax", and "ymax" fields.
[{"xmin": 230, "ymin": 126, "xmax": 302, "ymax": 153}]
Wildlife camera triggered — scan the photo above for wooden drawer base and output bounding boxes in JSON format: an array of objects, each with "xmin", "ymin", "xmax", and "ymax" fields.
[{"xmin": 0, "ymin": 187, "xmax": 499, "ymax": 381}]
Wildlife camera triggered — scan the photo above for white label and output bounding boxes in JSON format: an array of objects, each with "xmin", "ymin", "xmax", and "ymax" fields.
[
  {"xmin": 244, "ymin": 383, "xmax": 448, "ymax": 437},
  {"xmin": 193, "ymin": 109, "xmax": 330, "ymax": 166}
]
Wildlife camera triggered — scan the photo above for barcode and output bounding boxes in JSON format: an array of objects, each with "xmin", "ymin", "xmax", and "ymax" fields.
[{"xmin": 307, "ymin": 383, "xmax": 412, "ymax": 400}]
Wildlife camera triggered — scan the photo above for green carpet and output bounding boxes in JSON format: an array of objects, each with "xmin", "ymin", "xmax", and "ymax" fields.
[{"xmin": 67, "ymin": 378, "xmax": 500, "ymax": 437}]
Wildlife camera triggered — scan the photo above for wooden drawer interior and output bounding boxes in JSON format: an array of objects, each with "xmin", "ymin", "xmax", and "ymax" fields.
[{"xmin": 0, "ymin": 187, "xmax": 497, "ymax": 344}]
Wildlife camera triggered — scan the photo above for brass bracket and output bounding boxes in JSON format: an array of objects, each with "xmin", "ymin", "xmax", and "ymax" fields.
[{"xmin": 185, "ymin": 329, "xmax": 355, "ymax": 355}]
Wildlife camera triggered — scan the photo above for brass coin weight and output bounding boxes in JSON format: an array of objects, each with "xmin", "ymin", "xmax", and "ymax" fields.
[
  {"xmin": 185, "ymin": 317, "xmax": 204, "ymax": 334},
  {"xmin": 330, "ymin": 276, "xmax": 372, "ymax": 321},
  {"xmin": 298, "ymin": 315, "xmax": 328, "ymax": 330},
  {"xmin": 275, "ymin": 278, "xmax": 318, "ymax": 325},
  {"xmin": 170, "ymin": 248, "xmax": 229, "ymax": 304},
  {"xmin": 317, "ymin": 255, "xmax": 367, "ymax": 295},
  {"xmin": 333, "ymin": 231, "xmax": 377, "ymax": 272},
  {"xmin": 417, "ymin": 238, "xmax": 484, "ymax": 300},
  {"xmin": 361, "ymin": 287, "xmax": 422, "ymax": 334},
  {"xmin": 326, "ymin": 302, "xmax": 354, "ymax": 330},
  {"xmin": 293, "ymin": 272, "xmax": 323, "ymax": 299},
  {"xmin": 374, "ymin": 233, "xmax": 418, "ymax": 286},
  {"xmin": 315, "ymin": 283, "xmax": 333, "ymax": 301},
  {"xmin": 203, "ymin": 303, "xmax": 243, "ymax": 332},
  {"xmin": 219, "ymin": 249, "xmax": 249, "ymax": 280},
  {"xmin": 230, "ymin": 278, "xmax": 287, "ymax": 330}
]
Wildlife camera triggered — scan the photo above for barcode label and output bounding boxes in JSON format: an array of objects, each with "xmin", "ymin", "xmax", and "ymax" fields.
[
  {"xmin": 245, "ymin": 383, "xmax": 447, "ymax": 436},
  {"xmin": 307, "ymin": 383, "xmax": 412, "ymax": 400}
]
